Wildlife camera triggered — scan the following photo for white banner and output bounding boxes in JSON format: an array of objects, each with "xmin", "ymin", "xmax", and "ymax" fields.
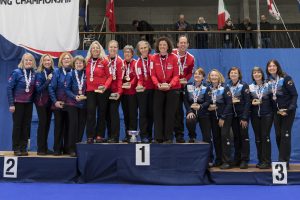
[{"xmin": 0, "ymin": 0, "xmax": 79, "ymax": 56}]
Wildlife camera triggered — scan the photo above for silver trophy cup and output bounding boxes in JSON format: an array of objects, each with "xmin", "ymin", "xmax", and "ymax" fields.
[{"xmin": 127, "ymin": 130, "xmax": 140, "ymax": 143}]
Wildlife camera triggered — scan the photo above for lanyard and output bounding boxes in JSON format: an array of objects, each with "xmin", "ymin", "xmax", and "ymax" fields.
[
  {"xmin": 23, "ymin": 69, "xmax": 32, "ymax": 93},
  {"xmin": 159, "ymin": 55, "xmax": 168, "ymax": 80}
]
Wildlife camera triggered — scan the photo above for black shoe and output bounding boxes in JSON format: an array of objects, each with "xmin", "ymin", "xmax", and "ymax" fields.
[
  {"xmin": 256, "ymin": 162, "xmax": 262, "ymax": 168},
  {"xmin": 240, "ymin": 161, "xmax": 248, "ymax": 169},
  {"xmin": 37, "ymin": 151, "xmax": 47, "ymax": 156},
  {"xmin": 95, "ymin": 136, "xmax": 104, "ymax": 143},
  {"xmin": 53, "ymin": 151, "xmax": 62, "ymax": 156},
  {"xmin": 259, "ymin": 163, "xmax": 271, "ymax": 169},
  {"xmin": 164, "ymin": 140, "xmax": 173, "ymax": 144},
  {"xmin": 188, "ymin": 138, "xmax": 196, "ymax": 143},
  {"xmin": 213, "ymin": 161, "xmax": 222, "ymax": 167},
  {"xmin": 107, "ymin": 138, "xmax": 119, "ymax": 143},
  {"xmin": 153, "ymin": 139, "xmax": 163, "ymax": 144},
  {"xmin": 231, "ymin": 160, "xmax": 241, "ymax": 167},
  {"xmin": 176, "ymin": 137, "xmax": 185, "ymax": 143},
  {"xmin": 14, "ymin": 151, "xmax": 22, "ymax": 156},
  {"xmin": 69, "ymin": 152, "xmax": 77, "ymax": 157},
  {"xmin": 122, "ymin": 137, "xmax": 130, "ymax": 143},
  {"xmin": 87, "ymin": 138, "xmax": 94, "ymax": 144},
  {"xmin": 47, "ymin": 149, "xmax": 54, "ymax": 155},
  {"xmin": 220, "ymin": 163, "xmax": 231, "ymax": 169},
  {"xmin": 20, "ymin": 151, "xmax": 28, "ymax": 156},
  {"xmin": 141, "ymin": 138, "xmax": 150, "ymax": 143}
]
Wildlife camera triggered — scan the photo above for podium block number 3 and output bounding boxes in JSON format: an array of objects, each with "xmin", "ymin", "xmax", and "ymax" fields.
[
  {"xmin": 136, "ymin": 144, "xmax": 150, "ymax": 166},
  {"xmin": 272, "ymin": 162, "xmax": 287, "ymax": 184},
  {"xmin": 3, "ymin": 157, "xmax": 18, "ymax": 178}
]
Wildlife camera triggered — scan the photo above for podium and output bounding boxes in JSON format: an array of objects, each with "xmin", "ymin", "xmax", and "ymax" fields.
[{"xmin": 77, "ymin": 143, "xmax": 211, "ymax": 185}]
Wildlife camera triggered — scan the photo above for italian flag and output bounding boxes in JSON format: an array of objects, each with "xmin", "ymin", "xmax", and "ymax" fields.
[{"xmin": 218, "ymin": 0, "xmax": 231, "ymax": 30}]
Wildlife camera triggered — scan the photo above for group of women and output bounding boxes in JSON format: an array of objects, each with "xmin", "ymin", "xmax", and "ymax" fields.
[{"xmin": 7, "ymin": 36, "xmax": 298, "ymax": 170}]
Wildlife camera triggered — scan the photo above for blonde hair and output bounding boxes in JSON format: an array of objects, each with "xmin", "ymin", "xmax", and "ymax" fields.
[
  {"xmin": 86, "ymin": 41, "xmax": 106, "ymax": 61},
  {"xmin": 136, "ymin": 40, "xmax": 151, "ymax": 57},
  {"xmin": 73, "ymin": 55, "xmax": 87, "ymax": 69},
  {"xmin": 18, "ymin": 53, "xmax": 37, "ymax": 69},
  {"xmin": 37, "ymin": 54, "xmax": 54, "ymax": 72},
  {"xmin": 207, "ymin": 69, "xmax": 225, "ymax": 83},
  {"xmin": 58, "ymin": 52, "xmax": 73, "ymax": 68}
]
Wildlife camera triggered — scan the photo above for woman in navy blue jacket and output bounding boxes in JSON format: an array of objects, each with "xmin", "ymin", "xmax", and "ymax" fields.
[
  {"xmin": 65, "ymin": 55, "xmax": 87, "ymax": 157},
  {"xmin": 7, "ymin": 53, "xmax": 36, "ymax": 156},
  {"xmin": 207, "ymin": 69, "xmax": 233, "ymax": 169},
  {"xmin": 227, "ymin": 67, "xmax": 250, "ymax": 169},
  {"xmin": 49, "ymin": 52, "xmax": 73, "ymax": 155},
  {"xmin": 249, "ymin": 67, "xmax": 273, "ymax": 169},
  {"xmin": 184, "ymin": 67, "xmax": 211, "ymax": 143},
  {"xmin": 266, "ymin": 60, "xmax": 298, "ymax": 168},
  {"xmin": 35, "ymin": 54, "xmax": 54, "ymax": 155}
]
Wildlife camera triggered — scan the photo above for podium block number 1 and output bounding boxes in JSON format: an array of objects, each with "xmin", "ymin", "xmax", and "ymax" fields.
[
  {"xmin": 136, "ymin": 144, "xmax": 150, "ymax": 166},
  {"xmin": 272, "ymin": 162, "xmax": 287, "ymax": 184},
  {"xmin": 3, "ymin": 157, "xmax": 18, "ymax": 178}
]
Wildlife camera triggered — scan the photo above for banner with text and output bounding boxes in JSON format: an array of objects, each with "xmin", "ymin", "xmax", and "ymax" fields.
[{"xmin": 0, "ymin": 0, "xmax": 79, "ymax": 58}]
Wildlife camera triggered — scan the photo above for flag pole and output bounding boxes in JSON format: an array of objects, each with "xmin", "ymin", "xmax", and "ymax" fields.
[
  {"xmin": 273, "ymin": 0, "xmax": 295, "ymax": 48},
  {"xmin": 256, "ymin": 0, "xmax": 261, "ymax": 48},
  {"xmin": 99, "ymin": 17, "xmax": 106, "ymax": 33}
]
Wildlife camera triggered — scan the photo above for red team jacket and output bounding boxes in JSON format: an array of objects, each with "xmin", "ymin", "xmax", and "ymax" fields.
[
  {"xmin": 108, "ymin": 56, "xmax": 123, "ymax": 95},
  {"xmin": 150, "ymin": 53, "xmax": 181, "ymax": 90},
  {"xmin": 172, "ymin": 49, "xmax": 195, "ymax": 83},
  {"xmin": 122, "ymin": 59, "xmax": 138, "ymax": 95},
  {"xmin": 135, "ymin": 54, "xmax": 155, "ymax": 90},
  {"xmin": 86, "ymin": 58, "xmax": 112, "ymax": 92}
]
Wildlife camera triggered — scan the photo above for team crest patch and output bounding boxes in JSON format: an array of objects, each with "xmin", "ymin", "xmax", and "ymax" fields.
[
  {"xmin": 227, "ymin": 91, "xmax": 232, "ymax": 96},
  {"xmin": 208, "ymin": 91, "xmax": 212, "ymax": 96}
]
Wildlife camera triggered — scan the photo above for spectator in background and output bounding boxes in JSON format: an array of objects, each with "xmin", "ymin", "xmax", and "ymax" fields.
[
  {"xmin": 174, "ymin": 14, "xmax": 192, "ymax": 31},
  {"xmin": 194, "ymin": 17, "xmax": 209, "ymax": 49},
  {"xmin": 132, "ymin": 20, "xmax": 154, "ymax": 46},
  {"xmin": 223, "ymin": 19, "xmax": 235, "ymax": 48},
  {"xmin": 260, "ymin": 15, "xmax": 272, "ymax": 48},
  {"xmin": 239, "ymin": 18, "xmax": 254, "ymax": 48}
]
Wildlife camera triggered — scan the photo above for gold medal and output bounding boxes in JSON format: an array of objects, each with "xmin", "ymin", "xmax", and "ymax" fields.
[
  {"xmin": 126, "ymin": 76, "xmax": 130, "ymax": 82},
  {"xmin": 78, "ymin": 90, "xmax": 82, "ymax": 95},
  {"xmin": 113, "ymin": 75, "xmax": 116, "ymax": 80}
]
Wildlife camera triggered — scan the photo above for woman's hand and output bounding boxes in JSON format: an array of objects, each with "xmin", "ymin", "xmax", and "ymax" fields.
[{"xmin": 9, "ymin": 106, "xmax": 15, "ymax": 113}]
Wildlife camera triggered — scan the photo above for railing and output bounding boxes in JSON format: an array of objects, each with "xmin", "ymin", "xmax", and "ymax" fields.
[{"xmin": 79, "ymin": 30, "xmax": 300, "ymax": 50}]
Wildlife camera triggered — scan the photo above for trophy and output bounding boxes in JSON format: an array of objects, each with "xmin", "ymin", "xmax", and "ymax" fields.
[
  {"xmin": 77, "ymin": 95, "xmax": 87, "ymax": 100},
  {"xmin": 95, "ymin": 85, "xmax": 105, "ymax": 93},
  {"xmin": 122, "ymin": 82, "xmax": 131, "ymax": 89},
  {"xmin": 160, "ymin": 83, "xmax": 170, "ymax": 90},
  {"xmin": 180, "ymin": 78, "xmax": 187, "ymax": 85},
  {"xmin": 128, "ymin": 130, "xmax": 140, "ymax": 143},
  {"xmin": 252, "ymin": 99, "xmax": 261, "ymax": 105},
  {"xmin": 136, "ymin": 85, "xmax": 145, "ymax": 92},
  {"xmin": 191, "ymin": 103, "xmax": 201, "ymax": 110},
  {"xmin": 109, "ymin": 93, "xmax": 119, "ymax": 100},
  {"xmin": 232, "ymin": 97, "xmax": 240, "ymax": 104}
]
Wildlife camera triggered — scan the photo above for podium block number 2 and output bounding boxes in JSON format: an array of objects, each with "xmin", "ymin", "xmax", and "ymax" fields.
[
  {"xmin": 136, "ymin": 144, "xmax": 150, "ymax": 166},
  {"xmin": 272, "ymin": 162, "xmax": 287, "ymax": 184},
  {"xmin": 3, "ymin": 157, "xmax": 18, "ymax": 178}
]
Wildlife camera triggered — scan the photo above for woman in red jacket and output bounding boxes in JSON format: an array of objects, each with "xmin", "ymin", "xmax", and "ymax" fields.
[
  {"xmin": 121, "ymin": 45, "xmax": 138, "ymax": 142},
  {"xmin": 151, "ymin": 37, "xmax": 181, "ymax": 143},
  {"xmin": 85, "ymin": 41, "xmax": 112, "ymax": 144},
  {"xmin": 107, "ymin": 40, "xmax": 123, "ymax": 143},
  {"xmin": 135, "ymin": 40, "xmax": 154, "ymax": 143}
]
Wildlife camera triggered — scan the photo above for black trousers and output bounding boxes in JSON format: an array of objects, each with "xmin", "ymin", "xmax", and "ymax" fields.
[
  {"xmin": 186, "ymin": 115, "xmax": 213, "ymax": 161},
  {"xmin": 86, "ymin": 90, "xmax": 110, "ymax": 139},
  {"xmin": 109, "ymin": 99, "xmax": 121, "ymax": 140},
  {"xmin": 53, "ymin": 108, "xmax": 69, "ymax": 153},
  {"xmin": 36, "ymin": 105, "xmax": 52, "ymax": 153},
  {"xmin": 174, "ymin": 91, "xmax": 185, "ymax": 139},
  {"xmin": 153, "ymin": 89, "xmax": 180, "ymax": 141},
  {"xmin": 232, "ymin": 116, "xmax": 250, "ymax": 162},
  {"xmin": 66, "ymin": 106, "xmax": 87, "ymax": 153},
  {"xmin": 121, "ymin": 94, "xmax": 138, "ymax": 138},
  {"xmin": 12, "ymin": 103, "xmax": 33, "ymax": 151},
  {"xmin": 210, "ymin": 114, "xmax": 233, "ymax": 164},
  {"xmin": 137, "ymin": 89, "xmax": 154, "ymax": 140},
  {"xmin": 251, "ymin": 114, "xmax": 273, "ymax": 164},
  {"xmin": 274, "ymin": 110, "xmax": 296, "ymax": 163}
]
